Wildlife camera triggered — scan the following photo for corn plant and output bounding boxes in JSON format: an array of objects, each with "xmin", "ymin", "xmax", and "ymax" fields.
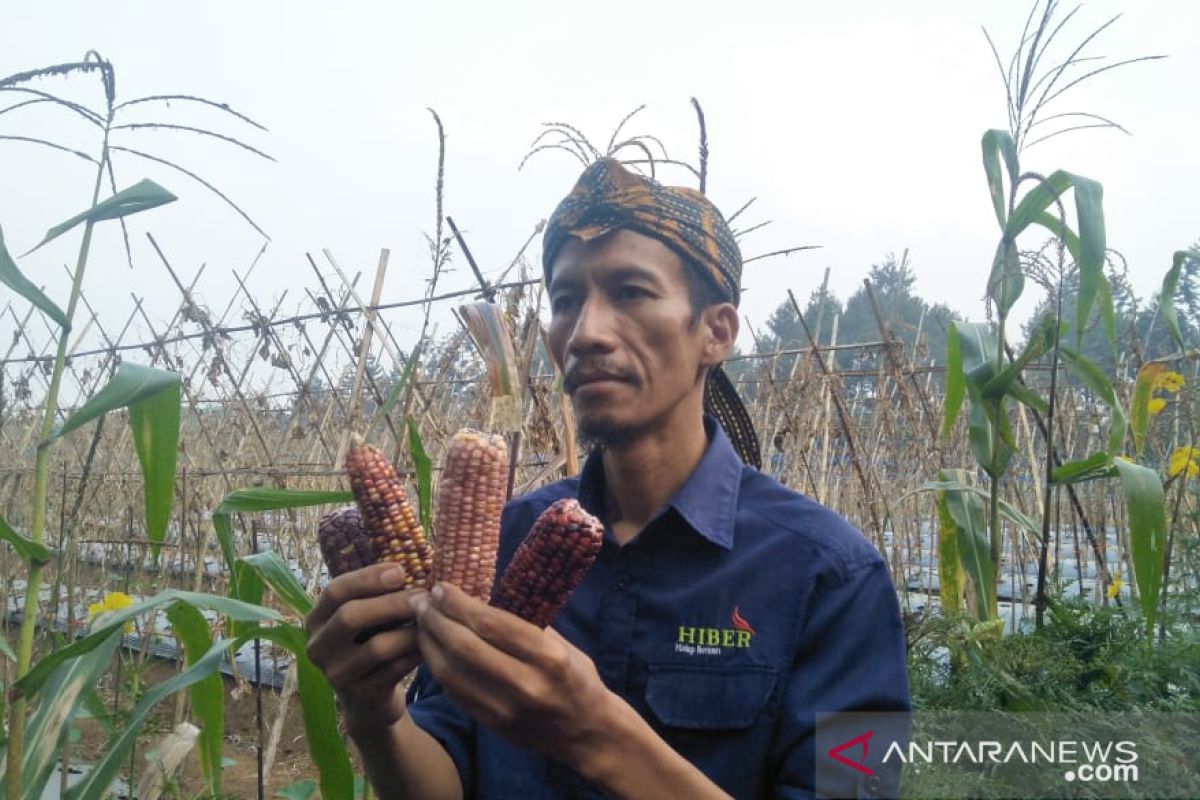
[
  {"xmin": 926, "ymin": 2, "xmax": 1176, "ymax": 641},
  {"xmin": 0, "ymin": 53, "xmax": 271, "ymax": 799}
]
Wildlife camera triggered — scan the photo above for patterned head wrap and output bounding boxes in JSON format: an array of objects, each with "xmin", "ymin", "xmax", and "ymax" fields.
[{"xmin": 542, "ymin": 158, "xmax": 761, "ymax": 468}]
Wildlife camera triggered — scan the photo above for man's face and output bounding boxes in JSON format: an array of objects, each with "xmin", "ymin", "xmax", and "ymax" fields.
[{"xmin": 547, "ymin": 229, "xmax": 732, "ymax": 447}]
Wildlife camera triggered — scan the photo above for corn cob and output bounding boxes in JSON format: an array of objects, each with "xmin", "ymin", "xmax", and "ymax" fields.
[
  {"xmin": 317, "ymin": 507, "xmax": 375, "ymax": 577},
  {"xmin": 433, "ymin": 429, "xmax": 509, "ymax": 600},
  {"xmin": 490, "ymin": 498, "xmax": 603, "ymax": 627},
  {"xmin": 344, "ymin": 434, "xmax": 434, "ymax": 588}
]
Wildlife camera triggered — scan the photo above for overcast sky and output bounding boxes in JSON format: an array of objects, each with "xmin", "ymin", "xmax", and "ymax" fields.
[{"xmin": 2, "ymin": 0, "xmax": 1197, "ymax": 362}]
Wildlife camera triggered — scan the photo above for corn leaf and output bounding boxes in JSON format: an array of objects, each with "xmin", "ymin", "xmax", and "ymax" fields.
[
  {"xmin": 1005, "ymin": 170, "xmax": 1073, "ymax": 241},
  {"xmin": 53, "ymin": 363, "xmax": 179, "ymax": 440},
  {"xmin": 0, "ymin": 630, "xmax": 121, "ymax": 800},
  {"xmin": 128, "ymin": 374, "xmax": 180, "ymax": 560},
  {"xmin": 981, "ymin": 315, "xmax": 1058, "ymax": 406},
  {"xmin": 238, "ymin": 623, "xmax": 355, "ymax": 800},
  {"xmin": 987, "ymin": 239, "xmax": 1024, "ymax": 317},
  {"xmin": 935, "ymin": 472, "xmax": 966, "ymax": 616},
  {"xmin": 239, "ymin": 550, "xmax": 313, "ymax": 617},
  {"xmin": 980, "ymin": 129, "xmax": 1017, "ymax": 229},
  {"xmin": 14, "ymin": 590, "xmax": 278, "ymax": 699},
  {"xmin": 0, "ymin": 513, "xmax": 54, "ymax": 565},
  {"xmin": 65, "ymin": 635, "xmax": 230, "ymax": 800},
  {"xmin": 1050, "ymin": 452, "xmax": 1116, "ymax": 485},
  {"xmin": 166, "ymin": 603, "xmax": 223, "ymax": 798},
  {"xmin": 1059, "ymin": 348, "xmax": 1126, "ymax": 456},
  {"xmin": 1131, "ymin": 363, "xmax": 1167, "ymax": 459},
  {"xmin": 367, "ymin": 340, "xmax": 422, "ymax": 439},
  {"xmin": 26, "ymin": 178, "xmax": 176, "ymax": 255},
  {"xmin": 0, "ymin": 634, "xmax": 14, "ymax": 662},
  {"xmin": 1069, "ymin": 174, "xmax": 1108, "ymax": 351},
  {"xmin": 935, "ymin": 471, "xmax": 995, "ymax": 621},
  {"xmin": 406, "ymin": 416, "xmax": 433, "ymax": 533},
  {"xmin": 1112, "ymin": 459, "xmax": 1166, "ymax": 636},
  {"xmin": 911, "ymin": 482, "xmax": 1042, "ymax": 539},
  {"xmin": 0, "ymin": 222, "xmax": 68, "ymax": 328},
  {"xmin": 1160, "ymin": 250, "xmax": 1197, "ymax": 351},
  {"xmin": 942, "ymin": 323, "xmax": 965, "ymax": 439},
  {"xmin": 1031, "ymin": 211, "xmax": 1081, "ymax": 260}
]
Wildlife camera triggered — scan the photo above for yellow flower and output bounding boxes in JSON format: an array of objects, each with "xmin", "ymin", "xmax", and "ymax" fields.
[
  {"xmin": 1148, "ymin": 397, "xmax": 1167, "ymax": 416},
  {"xmin": 1107, "ymin": 577, "xmax": 1123, "ymax": 600},
  {"xmin": 87, "ymin": 591, "xmax": 135, "ymax": 632},
  {"xmin": 1156, "ymin": 371, "xmax": 1185, "ymax": 393},
  {"xmin": 1168, "ymin": 446, "xmax": 1200, "ymax": 479}
]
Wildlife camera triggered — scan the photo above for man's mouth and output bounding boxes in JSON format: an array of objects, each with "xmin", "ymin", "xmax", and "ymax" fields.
[{"xmin": 565, "ymin": 369, "xmax": 631, "ymax": 394}]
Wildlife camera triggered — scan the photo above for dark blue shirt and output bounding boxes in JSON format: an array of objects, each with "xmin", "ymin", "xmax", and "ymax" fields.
[{"xmin": 408, "ymin": 418, "xmax": 910, "ymax": 798}]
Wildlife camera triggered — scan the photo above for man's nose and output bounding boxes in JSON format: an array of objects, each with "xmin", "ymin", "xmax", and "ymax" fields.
[{"xmin": 567, "ymin": 295, "xmax": 617, "ymax": 355}]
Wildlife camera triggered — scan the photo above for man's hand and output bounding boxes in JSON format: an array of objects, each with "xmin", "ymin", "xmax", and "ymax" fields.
[
  {"xmin": 411, "ymin": 582, "xmax": 616, "ymax": 769},
  {"xmin": 305, "ymin": 563, "xmax": 425, "ymax": 731}
]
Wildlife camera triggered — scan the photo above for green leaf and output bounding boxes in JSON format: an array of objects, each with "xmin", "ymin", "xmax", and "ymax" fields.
[
  {"xmin": 14, "ymin": 590, "xmax": 279, "ymax": 699},
  {"xmin": 27, "ymin": 179, "xmax": 177, "ymax": 255},
  {"xmin": 213, "ymin": 488, "xmax": 350, "ymax": 627},
  {"xmin": 53, "ymin": 363, "xmax": 179, "ymax": 441},
  {"xmin": 239, "ymin": 550, "xmax": 313, "ymax": 617},
  {"xmin": 0, "ymin": 631, "xmax": 122, "ymax": 800},
  {"xmin": 128, "ymin": 372, "xmax": 181, "ymax": 560},
  {"xmin": 214, "ymin": 488, "xmax": 353, "ymax": 516},
  {"xmin": 987, "ymin": 239, "xmax": 1024, "ymax": 317},
  {"xmin": 0, "ymin": 634, "xmax": 15, "ymax": 662},
  {"xmin": 935, "ymin": 474, "xmax": 966, "ymax": 616},
  {"xmin": 1059, "ymin": 348, "xmax": 1126, "ymax": 456},
  {"xmin": 1005, "ymin": 170, "xmax": 1073, "ymax": 240},
  {"xmin": 942, "ymin": 323, "xmax": 965, "ymax": 439},
  {"xmin": 1030, "ymin": 211, "xmax": 1080, "ymax": 260},
  {"xmin": 166, "ymin": 603, "xmax": 223, "ymax": 798},
  {"xmin": 981, "ymin": 315, "xmax": 1058, "ymax": 405},
  {"xmin": 1160, "ymin": 250, "xmax": 1197, "ymax": 351},
  {"xmin": 909, "ymin": 481, "xmax": 1042, "ymax": 541},
  {"xmin": 407, "ymin": 416, "xmax": 433, "ymax": 534},
  {"xmin": 66, "ymin": 635, "xmax": 230, "ymax": 800},
  {"xmin": 1050, "ymin": 452, "xmax": 1116, "ymax": 485},
  {"xmin": 0, "ymin": 223, "xmax": 69, "ymax": 328},
  {"xmin": 954, "ymin": 321, "xmax": 997, "ymax": 373},
  {"xmin": 1069, "ymin": 174, "xmax": 1108, "ymax": 351},
  {"xmin": 1112, "ymin": 459, "xmax": 1166, "ymax": 636},
  {"xmin": 241, "ymin": 624, "xmax": 355, "ymax": 800},
  {"xmin": 935, "ymin": 470, "xmax": 995, "ymax": 621},
  {"xmin": 367, "ymin": 341, "xmax": 423, "ymax": 439},
  {"xmin": 981, "ymin": 130, "xmax": 1017, "ymax": 229},
  {"xmin": 1131, "ymin": 363, "xmax": 1166, "ymax": 459},
  {"xmin": 0, "ymin": 513, "xmax": 54, "ymax": 565}
]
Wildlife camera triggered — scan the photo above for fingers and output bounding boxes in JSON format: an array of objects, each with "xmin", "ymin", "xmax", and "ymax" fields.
[
  {"xmin": 306, "ymin": 563, "xmax": 411, "ymax": 633},
  {"xmin": 422, "ymin": 582, "xmax": 559, "ymax": 664},
  {"xmin": 321, "ymin": 624, "xmax": 422, "ymax": 689},
  {"xmin": 306, "ymin": 586, "xmax": 424, "ymax": 676}
]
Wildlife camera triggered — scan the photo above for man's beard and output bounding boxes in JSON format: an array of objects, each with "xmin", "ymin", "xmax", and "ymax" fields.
[{"xmin": 576, "ymin": 412, "xmax": 653, "ymax": 451}]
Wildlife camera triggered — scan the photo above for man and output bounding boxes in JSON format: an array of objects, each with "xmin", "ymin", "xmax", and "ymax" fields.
[{"xmin": 306, "ymin": 159, "xmax": 910, "ymax": 798}]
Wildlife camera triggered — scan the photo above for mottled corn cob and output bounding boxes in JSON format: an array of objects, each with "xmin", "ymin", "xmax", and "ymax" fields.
[
  {"xmin": 433, "ymin": 429, "xmax": 509, "ymax": 600},
  {"xmin": 317, "ymin": 507, "xmax": 375, "ymax": 577},
  {"xmin": 345, "ymin": 435, "xmax": 434, "ymax": 588},
  {"xmin": 490, "ymin": 498, "xmax": 603, "ymax": 627}
]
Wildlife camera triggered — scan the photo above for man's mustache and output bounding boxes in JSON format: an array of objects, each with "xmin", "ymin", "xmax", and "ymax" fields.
[{"xmin": 563, "ymin": 361, "xmax": 636, "ymax": 393}]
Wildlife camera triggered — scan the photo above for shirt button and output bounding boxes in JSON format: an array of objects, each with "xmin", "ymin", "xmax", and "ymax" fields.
[{"xmin": 616, "ymin": 577, "xmax": 628, "ymax": 589}]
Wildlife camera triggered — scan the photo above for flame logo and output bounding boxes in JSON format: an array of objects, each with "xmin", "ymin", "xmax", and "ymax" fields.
[{"xmin": 731, "ymin": 606, "xmax": 756, "ymax": 636}]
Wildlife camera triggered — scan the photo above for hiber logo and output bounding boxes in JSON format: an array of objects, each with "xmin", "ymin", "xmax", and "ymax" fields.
[{"xmin": 674, "ymin": 607, "xmax": 756, "ymax": 656}]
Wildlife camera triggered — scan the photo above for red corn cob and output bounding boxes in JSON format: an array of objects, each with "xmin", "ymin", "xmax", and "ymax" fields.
[{"xmin": 490, "ymin": 498, "xmax": 603, "ymax": 627}]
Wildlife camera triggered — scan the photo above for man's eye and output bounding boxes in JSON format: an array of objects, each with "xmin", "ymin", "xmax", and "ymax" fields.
[
  {"xmin": 551, "ymin": 295, "xmax": 578, "ymax": 313},
  {"xmin": 617, "ymin": 285, "xmax": 650, "ymax": 300}
]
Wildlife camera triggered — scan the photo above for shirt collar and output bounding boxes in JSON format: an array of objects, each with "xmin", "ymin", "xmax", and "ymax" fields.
[{"xmin": 576, "ymin": 415, "xmax": 743, "ymax": 550}]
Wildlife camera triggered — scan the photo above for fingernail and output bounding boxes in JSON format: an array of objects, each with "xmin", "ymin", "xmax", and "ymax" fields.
[
  {"xmin": 380, "ymin": 566, "xmax": 406, "ymax": 588},
  {"xmin": 431, "ymin": 583, "xmax": 445, "ymax": 602},
  {"xmin": 410, "ymin": 592, "xmax": 429, "ymax": 617}
]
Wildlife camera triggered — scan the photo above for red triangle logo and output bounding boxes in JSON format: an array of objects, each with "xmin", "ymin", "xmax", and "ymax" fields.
[{"xmin": 827, "ymin": 730, "xmax": 874, "ymax": 776}]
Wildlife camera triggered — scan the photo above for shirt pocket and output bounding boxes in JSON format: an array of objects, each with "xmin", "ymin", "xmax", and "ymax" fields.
[{"xmin": 643, "ymin": 663, "xmax": 778, "ymax": 730}]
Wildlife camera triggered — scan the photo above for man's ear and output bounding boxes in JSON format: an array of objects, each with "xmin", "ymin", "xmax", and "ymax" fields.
[{"xmin": 700, "ymin": 302, "xmax": 739, "ymax": 366}]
